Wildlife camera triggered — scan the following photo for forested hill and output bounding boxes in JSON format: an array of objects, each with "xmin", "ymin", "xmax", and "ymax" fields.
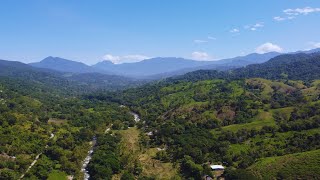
[
  {"xmin": 0, "ymin": 59, "xmax": 77, "ymax": 95},
  {"xmin": 235, "ymin": 53, "xmax": 320, "ymax": 80},
  {"xmin": 0, "ymin": 59, "xmax": 145, "ymax": 92},
  {"xmin": 0, "ymin": 59, "xmax": 60, "ymax": 78},
  {"xmin": 168, "ymin": 52, "xmax": 320, "ymax": 82},
  {"xmin": 119, "ymin": 77, "xmax": 320, "ymax": 179},
  {"xmin": 114, "ymin": 52, "xmax": 320, "ymax": 179}
]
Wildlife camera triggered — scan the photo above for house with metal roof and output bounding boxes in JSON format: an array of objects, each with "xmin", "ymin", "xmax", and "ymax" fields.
[{"xmin": 210, "ymin": 165, "xmax": 225, "ymax": 170}]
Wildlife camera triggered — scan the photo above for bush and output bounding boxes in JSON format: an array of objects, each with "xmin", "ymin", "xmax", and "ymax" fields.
[{"xmin": 121, "ymin": 171, "xmax": 135, "ymax": 180}]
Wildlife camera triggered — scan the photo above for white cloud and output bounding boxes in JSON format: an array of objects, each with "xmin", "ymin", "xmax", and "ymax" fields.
[
  {"xmin": 194, "ymin": 39, "xmax": 208, "ymax": 43},
  {"xmin": 208, "ymin": 36, "xmax": 216, "ymax": 40},
  {"xmin": 102, "ymin": 54, "xmax": 150, "ymax": 64},
  {"xmin": 245, "ymin": 22, "xmax": 264, "ymax": 31},
  {"xmin": 305, "ymin": 42, "xmax": 320, "ymax": 50},
  {"xmin": 255, "ymin": 42, "xmax": 284, "ymax": 54},
  {"xmin": 230, "ymin": 28, "xmax": 240, "ymax": 33},
  {"xmin": 103, "ymin": 54, "xmax": 120, "ymax": 62},
  {"xmin": 310, "ymin": 42, "xmax": 320, "ymax": 48},
  {"xmin": 193, "ymin": 35, "xmax": 218, "ymax": 44},
  {"xmin": 284, "ymin": 7, "xmax": 320, "ymax": 15},
  {"xmin": 314, "ymin": 43, "xmax": 320, "ymax": 48},
  {"xmin": 274, "ymin": 7, "xmax": 320, "ymax": 22},
  {"xmin": 287, "ymin": 16, "xmax": 295, "ymax": 20},
  {"xmin": 273, "ymin": 16, "xmax": 295, "ymax": 21},
  {"xmin": 191, "ymin": 51, "xmax": 211, "ymax": 60},
  {"xmin": 194, "ymin": 36, "xmax": 217, "ymax": 44},
  {"xmin": 253, "ymin": 23, "xmax": 264, "ymax": 28},
  {"xmin": 273, "ymin": 16, "xmax": 286, "ymax": 21}
]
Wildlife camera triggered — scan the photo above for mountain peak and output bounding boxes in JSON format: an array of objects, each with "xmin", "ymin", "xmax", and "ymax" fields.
[
  {"xmin": 42, "ymin": 56, "xmax": 75, "ymax": 63},
  {"xmin": 30, "ymin": 56, "xmax": 96, "ymax": 73}
]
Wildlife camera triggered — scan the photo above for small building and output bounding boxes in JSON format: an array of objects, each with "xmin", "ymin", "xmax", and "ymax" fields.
[
  {"xmin": 210, "ymin": 165, "xmax": 225, "ymax": 171},
  {"xmin": 210, "ymin": 165, "xmax": 225, "ymax": 179}
]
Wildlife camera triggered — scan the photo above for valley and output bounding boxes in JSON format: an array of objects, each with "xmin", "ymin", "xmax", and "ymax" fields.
[
  {"xmin": 2, "ymin": 1, "xmax": 320, "ymax": 179},
  {"xmin": 0, "ymin": 51, "xmax": 320, "ymax": 179}
]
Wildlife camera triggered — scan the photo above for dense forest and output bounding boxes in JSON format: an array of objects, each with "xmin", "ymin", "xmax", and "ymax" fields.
[
  {"xmin": 1, "ymin": 52, "xmax": 320, "ymax": 179},
  {"xmin": 0, "ymin": 77, "xmax": 134, "ymax": 179},
  {"xmin": 118, "ymin": 77, "xmax": 320, "ymax": 179}
]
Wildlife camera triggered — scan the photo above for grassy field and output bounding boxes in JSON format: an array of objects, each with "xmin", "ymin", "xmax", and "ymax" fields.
[
  {"xmin": 246, "ymin": 78, "xmax": 300, "ymax": 100},
  {"xmin": 301, "ymin": 80, "xmax": 320, "ymax": 101},
  {"xmin": 226, "ymin": 127, "xmax": 320, "ymax": 158},
  {"xmin": 48, "ymin": 118, "xmax": 67, "ymax": 125},
  {"xmin": 212, "ymin": 110, "xmax": 276, "ymax": 136},
  {"xmin": 47, "ymin": 170, "xmax": 67, "ymax": 180},
  {"xmin": 139, "ymin": 148, "xmax": 179, "ymax": 179},
  {"xmin": 211, "ymin": 106, "xmax": 298, "ymax": 136},
  {"xmin": 248, "ymin": 149, "xmax": 320, "ymax": 179},
  {"xmin": 269, "ymin": 107, "xmax": 294, "ymax": 116},
  {"xmin": 113, "ymin": 127, "xmax": 179, "ymax": 179}
]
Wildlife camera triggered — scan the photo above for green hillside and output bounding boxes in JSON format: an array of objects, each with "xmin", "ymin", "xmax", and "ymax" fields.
[
  {"xmin": 119, "ymin": 77, "xmax": 320, "ymax": 179},
  {"xmin": 249, "ymin": 149, "xmax": 320, "ymax": 179},
  {"xmin": 1, "ymin": 52, "xmax": 320, "ymax": 179}
]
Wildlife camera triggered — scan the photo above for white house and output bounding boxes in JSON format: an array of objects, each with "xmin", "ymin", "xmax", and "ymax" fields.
[{"xmin": 210, "ymin": 165, "xmax": 225, "ymax": 171}]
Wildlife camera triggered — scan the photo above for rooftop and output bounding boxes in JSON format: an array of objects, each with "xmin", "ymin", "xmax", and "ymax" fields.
[{"xmin": 210, "ymin": 165, "xmax": 225, "ymax": 170}]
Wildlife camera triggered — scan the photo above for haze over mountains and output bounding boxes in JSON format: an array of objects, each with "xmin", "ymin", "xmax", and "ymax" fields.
[
  {"xmin": 169, "ymin": 52, "xmax": 320, "ymax": 83},
  {"xmin": 0, "ymin": 48, "xmax": 318, "ymax": 92},
  {"xmin": 0, "ymin": 58, "xmax": 144, "ymax": 92},
  {"xmin": 28, "ymin": 48, "xmax": 320, "ymax": 79}
]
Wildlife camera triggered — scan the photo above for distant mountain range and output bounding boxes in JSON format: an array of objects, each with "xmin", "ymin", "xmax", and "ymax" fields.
[
  {"xmin": 29, "ymin": 52, "xmax": 283, "ymax": 78},
  {"xmin": 0, "ymin": 59, "xmax": 144, "ymax": 92},
  {"xmin": 148, "ymin": 52, "xmax": 282, "ymax": 79},
  {"xmin": 1, "ymin": 48, "xmax": 320, "ymax": 91},
  {"xmin": 93, "ymin": 57, "xmax": 213, "ymax": 77},
  {"xmin": 169, "ymin": 52, "xmax": 320, "ymax": 82},
  {"xmin": 29, "ymin": 48, "xmax": 320, "ymax": 79}
]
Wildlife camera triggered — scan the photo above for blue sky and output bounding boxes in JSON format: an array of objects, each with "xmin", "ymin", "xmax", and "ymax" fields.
[{"xmin": 0, "ymin": 0, "xmax": 320, "ymax": 64}]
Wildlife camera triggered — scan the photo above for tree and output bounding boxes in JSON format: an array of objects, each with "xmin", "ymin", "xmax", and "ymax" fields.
[
  {"xmin": 180, "ymin": 156, "xmax": 203, "ymax": 179},
  {"xmin": 224, "ymin": 168, "xmax": 257, "ymax": 180},
  {"xmin": 121, "ymin": 171, "xmax": 135, "ymax": 180},
  {"xmin": 156, "ymin": 151, "xmax": 170, "ymax": 162},
  {"xmin": 0, "ymin": 169, "xmax": 16, "ymax": 180},
  {"xmin": 112, "ymin": 120, "xmax": 124, "ymax": 130}
]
